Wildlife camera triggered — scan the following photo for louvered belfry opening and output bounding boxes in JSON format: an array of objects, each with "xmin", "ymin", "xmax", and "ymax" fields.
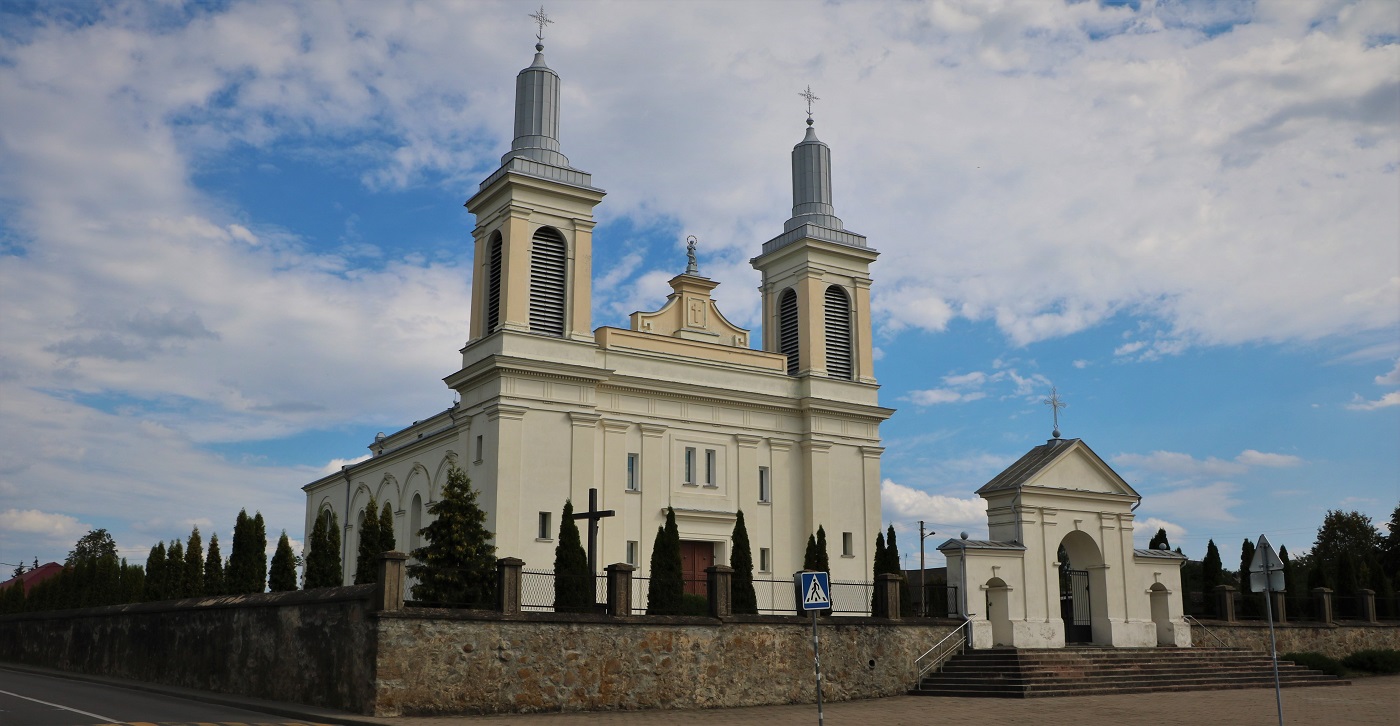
[
  {"xmin": 824, "ymin": 285, "xmax": 852, "ymax": 380},
  {"xmin": 778, "ymin": 288, "xmax": 800, "ymax": 376},
  {"xmin": 529, "ymin": 226, "xmax": 567, "ymax": 335},
  {"xmin": 485, "ymin": 232, "xmax": 503, "ymax": 333}
]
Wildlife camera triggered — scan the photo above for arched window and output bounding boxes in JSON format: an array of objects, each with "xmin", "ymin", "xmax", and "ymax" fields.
[
  {"xmin": 529, "ymin": 227, "xmax": 567, "ymax": 335},
  {"xmin": 824, "ymin": 285, "xmax": 852, "ymax": 380},
  {"xmin": 485, "ymin": 231, "xmax": 503, "ymax": 333},
  {"xmin": 410, "ymin": 493, "xmax": 423, "ymax": 552},
  {"xmin": 778, "ymin": 288, "xmax": 799, "ymax": 376}
]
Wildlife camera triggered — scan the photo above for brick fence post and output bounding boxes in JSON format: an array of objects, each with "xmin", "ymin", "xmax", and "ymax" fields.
[
  {"xmin": 1269, "ymin": 590, "xmax": 1287, "ymax": 624},
  {"xmin": 707, "ymin": 565, "xmax": 734, "ymax": 618},
  {"xmin": 1359, "ymin": 588, "xmax": 1377, "ymax": 623},
  {"xmin": 1312, "ymin": 587, "xmax": 1333, "ymax": 624},
  {"xmin": 606, "ymin": 563, "xmax": 635, "ymax": 616},
  {"xmin": 496, "ymin": 557, "xmax": 524, "ymax": 614},
  {"xmin": 874, "ymin": 573, "xmax": 902, "ymax": 619},
  {"xmin": 1214, "ymin": 585, "xmax": 1236, "ymax": 622},
  {"xmin": 376, "ymin": 551, "xmax": 408, "ymax": 612}
]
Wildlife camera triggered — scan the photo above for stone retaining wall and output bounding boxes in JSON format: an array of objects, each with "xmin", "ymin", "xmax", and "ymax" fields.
[
  {"xmin": 374, "ymin": 610, "xmax": 959, "ymax": 716},
  {"xmin": 0, "ymin": 585, "xmax": 378, "ymax": 713},
  {"xmin": 1190, "ymin": 620, "xmax": 1400, "ymax": 659}
]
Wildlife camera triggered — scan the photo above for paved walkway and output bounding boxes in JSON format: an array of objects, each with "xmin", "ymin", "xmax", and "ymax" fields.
[{"xmin": 360, "ymin": 678, "xmax": 1399, "ymax": 726}]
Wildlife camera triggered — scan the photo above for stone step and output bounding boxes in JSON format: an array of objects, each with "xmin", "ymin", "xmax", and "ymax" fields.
[
  {"xmin": 912, "ymin": 678, "xmax": 1351, "ymax": 698},
  {"xmin": 921, "ymin": 671, "xmax": 1341, "ymax": 688}
]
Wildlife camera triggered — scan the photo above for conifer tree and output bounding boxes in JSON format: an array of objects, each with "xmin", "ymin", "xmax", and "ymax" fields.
[
  {"xmin": 269, "ymin": 531, "xmax": 298, "ymax": 592},
  {"xmin": 185, "ymin": 527, "xmax": 204, "ymax": 597},
  {"xmin": 815, "ymin": 526, "xmax": 831, "ymax": 575},
  {"xmin": 119, "ymin": 558, "xmax": 144, "ymax": 604},
  {"xmin": 886, "ymin": 524, "xmax": 911, "ymax": 616},
  {"xmin": 1202, "ymin": 539, "xmax": 1223, "ymax": 614},
  {"xmin": 166, "ymin": 539, "xmax": 186, "ymax": 598},
  {"xmin": 227, "ymin": 509, "xmax": 268, "ymax": 593},
  {"xmin": 1149, "ymin": 528, "xmax": 1171, "ymax": 551},
  {"xmin": 379, "ymin": 502, "xmax": 396, "ymax": 553},
  {"xmin": 730, "ymin": 510, "xmax": 758, "ymax": 615},
  {"xmin": 871, "ymin": 531, "xmax": 887, "ymax": 609},
  {"xmin": 304, "ymin": 512, "xmax": 327, "ymax": 589},
  {"xmin": 646, "ymin": 507, "xmax": 684, "ymax": 615},
  {"xmin": 407, "ymin": 465, "xmax": 496, "ymax": 606},
  {"xmin": 1239, "ymin": 538, "xmax": 1256, "ymax": 594},
  {"xmin": 354, "ymin": 494, "xmax": 383, "ymax": 585},
  {"xmin": 553, "ymin": 499, "xmax": 594, "ymax": 612},
  {"xmin": 305, "ymin": 511, "xmax": 343, "ymax": 589},
  {"xmin": 803, "ymin": 533, "xmax": 820, "ymax": 571},
  {"xmin": 324, "ymin": 511, "xmax": 343, "ymax": 585},
  {"xmin": 204, "ymin": 532, "xmax": 224, "ymax": 596},
  {"xmin": 144, "ymin": 542, "xmax": 166, "ymax": 601}
]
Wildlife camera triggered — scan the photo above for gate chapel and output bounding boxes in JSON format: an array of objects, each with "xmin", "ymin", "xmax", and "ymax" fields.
[{"xmin": 302, "ymin": 36, "xmax": 892, "ymax": 592}]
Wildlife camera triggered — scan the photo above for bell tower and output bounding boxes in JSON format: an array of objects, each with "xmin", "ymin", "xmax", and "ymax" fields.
[
  {"xmin": 751, "ymin": 92, "xmax": 877, "ymax": 384},
  {"xmin": 465, "ymin": 29, "xmax": 604, "ymax": 345}
]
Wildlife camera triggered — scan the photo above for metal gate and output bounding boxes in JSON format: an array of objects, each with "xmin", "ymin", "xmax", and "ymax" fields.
[{"xmin": 1060, "ymin": 569, "xmax": 1092, "ymax": 643}]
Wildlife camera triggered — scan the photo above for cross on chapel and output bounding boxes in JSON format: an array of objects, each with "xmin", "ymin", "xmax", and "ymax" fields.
[{"xmin": 570, "ymin": 487, "xmax": 615, "ymax": 574}]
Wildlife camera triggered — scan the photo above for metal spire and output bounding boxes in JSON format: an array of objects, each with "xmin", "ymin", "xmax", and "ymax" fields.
[
  {"xmin": 799, "ymin": 85, "xmax": 819, "ymax": 126},
  {"xmin": 529, "ymin": 6, "xmax": 552, "ymax": 51},
  {"xmin": 1043, "ymin": 386, "xmax": 1066, "ymax": 439}
]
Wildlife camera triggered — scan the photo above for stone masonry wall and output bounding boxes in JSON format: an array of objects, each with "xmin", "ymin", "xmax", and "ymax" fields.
[
  {"xmin": 374, "ymin": 610, "xmax": 959, "ymax": 717},
  {"xmin": 1190, "ymin": 621, "xmax": 1400, "ymax": 659},
  {"xmin": 0, "ymin": 585, "xmax": 378, "ymax": 713}
]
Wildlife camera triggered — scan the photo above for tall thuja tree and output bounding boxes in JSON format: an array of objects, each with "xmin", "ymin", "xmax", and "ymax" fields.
[
  {"xmin": 306, "ymin": 512, "xmax": 343, "ymax": 589},
  {"xmin": 303, "ymin": 513, "xmax": 328, "ymax": 589},
  {"xmin": 646, "ymin": 507, "xmax": 684, "ymax": 615},
  {"xmin": 730, "ymin": 510, "xmax": 757, "ymax": 615},
  {"xmin": 1202, "ymin": 539, "xmax": 1223, "ymax": 614},
  {"xmin": 119, "ymin": 558, "xmax": 144, "ymax": 604},
  {"xmin": 380, "ymin": 502, "xmax": 396, "ymax": 552},
  {"xmin": 802, "ymin": 534, "xmax": 820, "ymax": 571},
  {"xmin": 144, "ymin": 542, "xmax": 167, "ymax": 601},
  {"xmin": 1383, "ymin": 503, "xmax": 1400, "ymax": 582},
  {"xmin": 354, "ymin": 495, "xmax": 386, "ymax": 585},
  {"xmin": 204, "ymin": 533, "xmax": 224, "ymax": 596},
  {"xmin": 1149, "ymin": 528, "xmax": 1171, "ymax": 551},
  {"xmin": 165, "ymin": 540, "xmax": 186, "ymax": 599},
  {"xmin": 184, "ymin": 527, "xmax": 204, "ymax": 598},
  {"xmin": 407, "ymin": 465, "xmax": 496, "ymax": 606},
  {"xmin": 269, "ymin": 531, "xmax": 298, "ymax": 592},
  {"xmin": 886, "ymin": 524, "xmax": 912, "ymax": 616},
  {"xmin": 1239, "ymin": 538, "xmax": 1256, "ymax": 594},
  {"xmin": 871, "ymin": 531, "xmax": 887, "ymax": 609},
  {"xmin": 553, "ymin": 499, "xmax": 593, "ymax": 613},
  {"xmin": 228, "ymin": 509, "xmax": 268, "ymax": 593},
  {"xmin": 815, "ymin": 526, "xmax": 831, "ymax": 575}
]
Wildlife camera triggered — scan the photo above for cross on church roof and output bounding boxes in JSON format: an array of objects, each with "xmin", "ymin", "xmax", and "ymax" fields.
[
  {"xmin": 1043, "ymin": 386, "xmax": 1066, "ymax": 439},
  {"xmin": 799, "ymin": 85, "xmax": 819, "ymax": 125},
  {"xmin": 529, "ymin": 6, "xmax": 553, "ymax": 49}
]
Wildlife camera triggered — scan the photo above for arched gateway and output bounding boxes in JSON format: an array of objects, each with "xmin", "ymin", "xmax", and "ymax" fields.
[{"xmin": 940, "ymin": 437, "xmax": 1191, "ymax": 649}]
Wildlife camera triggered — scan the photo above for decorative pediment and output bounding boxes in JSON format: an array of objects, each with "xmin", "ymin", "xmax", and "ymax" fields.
[
  {"xmin": 629, "ymin": 273, "xmax": 750, "ymax": 348},
  {"xmin": 977, "ymin": 438, "xmax": 1139, "ymax": 500}
]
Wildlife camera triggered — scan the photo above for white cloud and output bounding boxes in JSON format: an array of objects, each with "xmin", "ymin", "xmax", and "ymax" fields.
[
  {"xmin": 319, "ymin": 455, "xmax": 372, "ymax": 477},
  {"xmin": 1376, "ymin": 359, "xmax": 1400, "ymax": 386},
  {"xmin": 1136, "ymin": 517, "xmax": 1187, "ymax": 547},
  {"xmin": 1346, "ymin": 391, "xmax": 1400, "ymax": 411},
  {"xmin": 907, "ymin": 389, "xmax": 982, "ymax": 406},
  {"xmin": 1072, "ymin": 359, "xmax": 1090, "ymax": 369},
  {"xmin": 0, "ymin": 509, "xmax": 89, "ymax": 539},
  {"xmin": 1113, "ymin": 451, "xmax": 1248, "ymax": 478},
  {"xmin": 1142, "ymin": 482, "xmax": 1242, "ymax": 524},
  {"xmin": 880, "ymin": 479, "xmax": 988, "ymax": 527},
  {"xmin": 1235, "ymin": 450, "xmax": 1303, "ymax": 468}
]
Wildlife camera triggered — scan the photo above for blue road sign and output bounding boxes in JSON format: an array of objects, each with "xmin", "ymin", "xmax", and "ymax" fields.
[{"xmin": 800, "ymin": 571, "xmax": 832, "ymax": 611}]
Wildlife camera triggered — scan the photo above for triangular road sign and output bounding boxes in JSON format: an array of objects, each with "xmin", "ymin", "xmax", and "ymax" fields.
[{"xmin": 1249, "ymin": 534, "xmax": 1285, "ymax": 573}]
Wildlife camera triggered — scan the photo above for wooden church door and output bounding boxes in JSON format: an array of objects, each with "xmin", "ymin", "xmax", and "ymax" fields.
[{"xmin": 680, "ymin": 541, "xmax": 713, "ymax": 595}]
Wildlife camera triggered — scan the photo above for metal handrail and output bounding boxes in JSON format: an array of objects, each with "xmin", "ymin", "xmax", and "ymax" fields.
[
  {"xmin": 915, "ymin": 619, "xmax": 971, "ymax": 679},
  {"xmin": 1183, "ymin": 614, "xmax": 1228, "ymax": 647}
]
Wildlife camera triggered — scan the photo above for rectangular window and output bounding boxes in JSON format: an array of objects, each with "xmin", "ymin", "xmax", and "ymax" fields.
[
  {"xmin": 475, "ymin": 435, "xmax": 484, "ymax": 463},
  {"xmin": 760, "ymin": 547, "xmax": 771, "ymax": 573},
  {"xmin": 538, "ymin": 512, "xmax": 552, "ymax": 540},
  {"xmin": 705, "ymin": 449, "xmax": 717, "ymax": 486},
  {"xmin": 626, "ymin": 453, "xmax": 640, "ymax": 491},
  {"xmin": 684, "ymin": 447, "xmax": 697, "ymax": 485},
  {"xmin": 842, "ymin": 532, "xmax": 854, "ymax": 557},
  {"xmin": 626, "ymin": 540, "xmax": 639, "ymax": 567},
  {"xmin": 758, "ymin": 466, "xmax": 771, "ymax": 503}
]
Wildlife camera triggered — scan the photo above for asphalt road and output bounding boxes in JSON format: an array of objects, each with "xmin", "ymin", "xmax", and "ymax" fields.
[{"xmin": 0, "ymin": 668, "xmax": 331, "ymax": 726}]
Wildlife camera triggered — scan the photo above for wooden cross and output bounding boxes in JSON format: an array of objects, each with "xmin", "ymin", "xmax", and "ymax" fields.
[
  {"xmin": 570, "ymin": 487, "xmax": 615, "ymax": 574},
  {"xmin": 1043, "ymin": 386, "xmax": 1066, "ymax": 439}
]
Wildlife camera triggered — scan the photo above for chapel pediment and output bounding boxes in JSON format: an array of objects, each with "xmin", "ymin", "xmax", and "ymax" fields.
[
  {"xmin": 629, "ymin": 272, "xmax": 750, "ymax": 348},
  {"xmin": 977, "ymin": 438, "xmax": 1138, "ymax": 499}
]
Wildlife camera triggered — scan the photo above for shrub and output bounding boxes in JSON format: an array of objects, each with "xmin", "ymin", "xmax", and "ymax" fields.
[
  {"xmin": 681, "ymin": 593, "xmax": 708, "ymax": 616},
  {"xmin": 1281, "ymin": 651, "xmax": 1346, "ymax": 677},
  {"xmin": 1341, "ymin": 649, "xmax": 1400, "ymax": 674}
]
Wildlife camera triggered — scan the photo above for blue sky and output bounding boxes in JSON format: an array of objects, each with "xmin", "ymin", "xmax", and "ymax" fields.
[{"xmin": 0, "ymin": 0, "xmax": 1396, "ymax": 573}]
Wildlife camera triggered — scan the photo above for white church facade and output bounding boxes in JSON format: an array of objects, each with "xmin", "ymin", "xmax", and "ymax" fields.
[{"xmin": 302, "ymin": 40, "xmax": 891, "ymax": 592}]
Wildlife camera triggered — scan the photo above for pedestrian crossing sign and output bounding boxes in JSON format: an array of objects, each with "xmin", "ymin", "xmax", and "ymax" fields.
[{"xmin": 799, "ymin": 571, "xmax": 831, "ymax": 611}]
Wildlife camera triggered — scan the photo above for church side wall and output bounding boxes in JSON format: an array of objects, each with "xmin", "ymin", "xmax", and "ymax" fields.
[
  {"xmin": 0, "ymin": 587, "xmax": 378, "ymax": 713},
  {"xmin": 373, "ymin": 611, "xmax": 956, "ymax": 717}
]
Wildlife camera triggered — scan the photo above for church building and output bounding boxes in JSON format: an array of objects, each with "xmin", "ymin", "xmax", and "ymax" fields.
[{"xmin": 302, "ymin": 37, "xmax": 892, "ymax": 596}]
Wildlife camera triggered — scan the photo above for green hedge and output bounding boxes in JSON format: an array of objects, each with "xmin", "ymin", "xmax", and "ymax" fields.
[
  {"xmin": 1280, "ymin": 651, "xmax": 1346, "ymax": 677},
  {"xmin": 1341, "ymin": 649, "xmax": 1400, "ymax": 675}
]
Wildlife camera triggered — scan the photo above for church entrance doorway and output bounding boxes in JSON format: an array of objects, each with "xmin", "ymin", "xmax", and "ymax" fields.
[
  {"xmin": 1060, "ymin": 568, "xmax": 1093, "ymax": 644},
  {"xmin": 680, "ymin": 541, "xmax": 714, "ymax": 596}
]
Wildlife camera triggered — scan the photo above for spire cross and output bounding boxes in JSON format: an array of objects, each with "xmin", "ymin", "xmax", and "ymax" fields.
[
  {"xmin": 529, "ymin": 6, "xmax": 553, "ymax": 44},
  {"xmin": 1043, "ymin": 386, "xmax": 1066, "ymax": 439},
  {"xmin": 799, "ymin": 85, "xmax": 819, "ymax": 124}
]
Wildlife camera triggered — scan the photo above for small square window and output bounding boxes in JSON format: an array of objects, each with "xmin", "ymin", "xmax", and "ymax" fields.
[
  {"xmin": 684, "ymin": 447, "xmax": 697, "ymax": 485},
  {"xmin": 705, "ymin": 449, "xmax": 717, "ymax": 486},
  {"xmin": 626, "ymin": 540, "xmax": 639, "ymax": 567},
  {"xmin": 538, "ymin": 512, "xmax": 552, "ymax": 540},
  {"xmin": 627, "ymin": 453, "xmax": 640, "ymax": 491},
  {"xmin": 760, "ymin": 547, "xmax": 771, "ymax": 573},
  {"xmin": 758, "ymin": 466, "xmax": 771, "ymax": 503},
  {"xmin": 842, "ymin": 532, "xmax": 854, "ymax": 557}
]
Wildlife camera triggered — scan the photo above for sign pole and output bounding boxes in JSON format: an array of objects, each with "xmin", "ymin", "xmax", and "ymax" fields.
[
  {"xmin": 1250, "ymin": 534, "xmax": 1285, "ymax": 726},
  {"xmin": 1264, "ymin": 573, "xmax": 1282, "ymax": 726},
  {"xmin": 811, "ymin": 608, "xmax": 824, "ymax": 726}
]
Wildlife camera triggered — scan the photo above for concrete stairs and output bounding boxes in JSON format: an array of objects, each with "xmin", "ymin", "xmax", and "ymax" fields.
[{"xmin": 910, "ymin": 647, "xmax": 1349, "ymax": 698}]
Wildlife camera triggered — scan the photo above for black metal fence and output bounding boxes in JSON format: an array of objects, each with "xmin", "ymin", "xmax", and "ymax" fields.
[
  {"xmin": 914, "ymin": 583, "xmax": 958, "ymax": 618},
  {"xmin": 520, "ymin": 569, "xmax": 607, "ymax": 613}
]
